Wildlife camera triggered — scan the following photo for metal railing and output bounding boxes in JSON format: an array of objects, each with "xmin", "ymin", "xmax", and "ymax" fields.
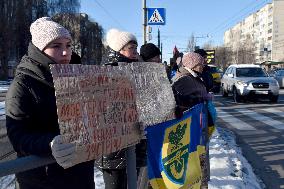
[
  {"xmin": 0, "ymin": 155, "xmax": 54, "ymax": 177},
  {"xmin": 0, "ymin": 102, "xmax": 211, "ymax": 189},
  {"xmin": 0, "ymin": 147, "xmax": 138, "ymax": 189}
]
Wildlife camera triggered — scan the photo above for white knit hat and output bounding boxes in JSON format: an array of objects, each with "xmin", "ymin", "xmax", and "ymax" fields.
[
  {"xmin": 30, "ymin": 17, "xmax": 71, "ymax": 51},
  {"xmin": 106, "ymin": 28, "xmax": 137, "ymax": 52}
]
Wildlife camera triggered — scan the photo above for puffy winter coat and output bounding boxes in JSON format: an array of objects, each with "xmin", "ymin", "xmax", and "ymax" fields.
[
  {"xmin": 201, "ymin": 65, "xmax": 214, "ymax": 93},
  {"xmin": 5, "ymin": 43, "xmax": 94, "ymax": 189},
  {"xmin": 172, "ymin": 67, "xmax": 208, "ymax": 111}
]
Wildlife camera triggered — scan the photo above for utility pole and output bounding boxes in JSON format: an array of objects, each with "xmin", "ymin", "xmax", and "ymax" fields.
[
  {"xmin": 161, "ymin": 42, "xmax": 163, "ymax": 61},
  {"xmin": 143, "ymin": 0, "xmax": 147, "ymax": 44},
  {"xmin": 158, "ymin": 28, "xmax": 160, "ymax": 49}
]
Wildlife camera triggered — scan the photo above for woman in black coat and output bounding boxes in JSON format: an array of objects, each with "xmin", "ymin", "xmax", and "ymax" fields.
[
  {"xmin": 172, "ymin": 52, "xmax": 210, "ymax": 112},
  {"xmin": 5, "ymin": 17, "xmax": 94, "ymax": 189},
  {"xmin": 171, "ymin": 52, "xmax": 211, "ymax": 188}
]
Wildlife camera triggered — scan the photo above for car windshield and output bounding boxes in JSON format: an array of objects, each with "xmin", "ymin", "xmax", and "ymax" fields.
[
  {"xmin": 236, "ymin": 68, "xmax": 267, "ymax": 77},
  {"xmin": 209, "ymin": 67, "xmax": 217, "ymax": 72},
  {"xmin": 209, "ymin": 66, "xmax": 222, "ymax": 73}
]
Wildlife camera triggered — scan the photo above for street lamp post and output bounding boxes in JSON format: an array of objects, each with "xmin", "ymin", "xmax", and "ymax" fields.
[
  {"xmin": 143, "ymin": 0, "xmax": 147, "ymax": 45},
  {"xmin": 194, "ymin": 34, "xmax": 211, "ymax": 50}
]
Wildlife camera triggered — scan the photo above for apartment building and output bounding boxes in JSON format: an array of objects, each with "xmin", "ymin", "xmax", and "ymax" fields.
[{"xmin": 224, "ymin": 0, "xmax": 284, "ymax": 64}]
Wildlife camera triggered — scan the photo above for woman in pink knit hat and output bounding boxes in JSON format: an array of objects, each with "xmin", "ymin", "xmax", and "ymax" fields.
[
  {"xmin": 5, "ymin": 17, "xmax": 95, "ymax": 189},
  {"xmin": 171, "ymin": 52, "xmax": 211, "ymax": 188},
  {"xmin": 172, "ymin": 52, "xmax": 210, "ymax": 111}
]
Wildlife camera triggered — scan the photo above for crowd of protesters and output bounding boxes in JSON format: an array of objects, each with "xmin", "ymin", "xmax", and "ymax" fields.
[{"xmin": 5, "ymin": 16, "xmax": 215, "ymax": 189}]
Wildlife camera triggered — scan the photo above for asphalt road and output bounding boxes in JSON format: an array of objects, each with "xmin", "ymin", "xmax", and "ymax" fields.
[{"xmin": 215, "ymin": 89, "xmax": 284, "ymax": 189}]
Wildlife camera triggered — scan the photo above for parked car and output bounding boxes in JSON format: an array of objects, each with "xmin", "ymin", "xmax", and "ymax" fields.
[
  {"xmin": 274, "ymin": 69, "xmax": 284, "ymax": 88},
  {"xmin": 208, "ymin": 65, "xmax": 222, "ymax": 93},
  {"xmin": 221, "ymin": 64, "xmax": 279, "ymax": 103}
]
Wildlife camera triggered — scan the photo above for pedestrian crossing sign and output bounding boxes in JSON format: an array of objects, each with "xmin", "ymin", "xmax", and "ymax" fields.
[{"xmin": 147, "ymin": 8, "xmax": 166, "ymax": 25}]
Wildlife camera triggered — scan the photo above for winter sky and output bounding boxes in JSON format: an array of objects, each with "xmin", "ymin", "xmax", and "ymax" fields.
[{"xmin": 80, "ymin": 0, "xmax": 272, "ymax": 62}]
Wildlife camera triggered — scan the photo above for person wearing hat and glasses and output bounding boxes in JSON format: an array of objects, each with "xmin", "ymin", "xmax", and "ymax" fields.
[
  {"xmin": 5, "ymin": 17, "xmax": 95, "ymax": 189},
  {"xmin": 172, "ymin": 52, "xmax": 212, "ymax": 188},
  {"xmin": 104, "ymin": 28, "xmax": 139, "ymax": 66},
  {"xmin": 96, "ymin": 28, "xmax": 144, "ymax": 189},
  {"xmin": 172, "ymin": 52, "xmax": 210, "ymax": 113}
]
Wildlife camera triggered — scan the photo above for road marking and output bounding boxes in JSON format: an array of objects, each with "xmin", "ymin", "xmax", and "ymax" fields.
[
  {"xmin": 262, "ymin": 107, "xmax": 284, "ymax": 117},
  {"xmin": 217, "ymin": 110, "xmax": 256, "ymax": 130},
  {"xmin": 257, "ymin": 149, "xmax": 284, "ymax": 155},
  {"xmin": 253, "ymin": 143, "xmax": 284, "ymax": 150},
  {"xmin": 0, "ymin": 101, "xmax": 5, "ymax": 121},
  {"xmin": 270, "ymin": 165, "xmax": 284, "ymax": 179},
  {"xmin": 237, "ymin": 109, "xmax": 284, "ymax": 130},
  {"xmin": 264, "ymin": 154, "xmax": 284, "ymax": 161}
]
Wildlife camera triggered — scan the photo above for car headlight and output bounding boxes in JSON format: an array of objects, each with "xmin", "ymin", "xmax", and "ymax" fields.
[{"xmin": 236, "ymin": 80, "xmax": 248, "ymax": 86}]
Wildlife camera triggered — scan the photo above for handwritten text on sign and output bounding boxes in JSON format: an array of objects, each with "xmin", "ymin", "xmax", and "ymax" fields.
[
  {"xmin": 50, "ymin": 63, "xmax": 176, "ymax": 167},
  {"xmin": 51, "ymin": 64, "xmax": 140, "ymax": 166}
]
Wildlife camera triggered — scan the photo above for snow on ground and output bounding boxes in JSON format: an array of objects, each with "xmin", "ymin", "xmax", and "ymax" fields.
[
  {"xmin": 0, "ymin": 101, "xmax": 5, "ymax": 120},
  {"xmin": 0, "ymin": 83, "xmax": 264, "ymax": 189},
  {"xmin": 0, "ymin": 81, "xmax": 10, "ymax": 92},
  {"xmin": 208, "ymin": 128, "xmax": 263, "ymax": 189}
]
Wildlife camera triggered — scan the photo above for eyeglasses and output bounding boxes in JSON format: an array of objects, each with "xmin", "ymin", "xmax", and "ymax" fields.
[{"xmin": 122, "ymin": 44, "xmax": 138, "ymax": 51}]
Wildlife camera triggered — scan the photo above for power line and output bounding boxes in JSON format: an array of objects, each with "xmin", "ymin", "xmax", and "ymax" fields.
[
  {"xmin": 214, "ymin": 0, "xmax": 270, "ymax": 35},
  {"xmin": 210, "ymin": 0, "xmax": 270, "ymax": 37},
  {"xmin": 209, "ymin": 0, "xmax": 259, "ymax": 34},
  {"xmin": 93, "ymin": 0, "xmax": 125, "ymax": 29}
]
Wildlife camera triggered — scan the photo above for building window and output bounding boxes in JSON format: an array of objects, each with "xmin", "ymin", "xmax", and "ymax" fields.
[
  {"xmin": 268, "ymin": 29, "xmax": 272, "ymax": 33},
  {"xmin": 268, "ymin": 36, "xmax": 272, "ymax": 40}
]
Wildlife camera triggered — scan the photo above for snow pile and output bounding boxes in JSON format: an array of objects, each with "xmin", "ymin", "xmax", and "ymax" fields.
[{"xmin": 209, "ymin": 128, "xmax": 263, "ymax": 189}]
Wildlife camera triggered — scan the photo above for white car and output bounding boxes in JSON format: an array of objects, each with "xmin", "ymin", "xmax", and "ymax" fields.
[
  {"xmin": 274, "ymin": 69, "xmax": 284, "ymax": 88},
  {"xmin": 221, "ymin": 64, "xmax": 279, "ymax": 103}
]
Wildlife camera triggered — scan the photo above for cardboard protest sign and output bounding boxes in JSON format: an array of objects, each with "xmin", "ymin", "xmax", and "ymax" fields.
[
  {"xmin": 50, "ymin": 63, "xmax": 175, "ymax": 166},
  {"xmin": 122, "ymin": 62, "xmax": 175, "ymax": 126}
]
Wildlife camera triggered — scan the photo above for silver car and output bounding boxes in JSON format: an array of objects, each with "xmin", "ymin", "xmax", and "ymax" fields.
[
  {"xmin": 221, "ymin": 64, "xmax": 279, "ymax": 103},
  {"xmin": 274, "ymin": 69, "xmax": 284, "ymax": 88}
]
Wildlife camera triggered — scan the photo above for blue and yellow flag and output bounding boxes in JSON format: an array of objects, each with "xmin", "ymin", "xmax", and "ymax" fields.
[{"xmin": 146, "ymin": 103, "xmax": 207, "ymax": 189}]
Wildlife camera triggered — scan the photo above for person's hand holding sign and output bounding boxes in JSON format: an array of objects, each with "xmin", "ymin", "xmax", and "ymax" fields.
[{"xmin": 50, "ymin": 135, "xmax": 76, "ymax": 169}]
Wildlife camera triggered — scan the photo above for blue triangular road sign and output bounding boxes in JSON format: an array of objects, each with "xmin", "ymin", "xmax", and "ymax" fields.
[{"xmin": 147, "ymin": 8, "xmax": 166, "ymax": 25}]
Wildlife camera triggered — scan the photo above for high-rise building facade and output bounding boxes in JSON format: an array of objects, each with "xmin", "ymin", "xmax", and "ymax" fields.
[{"xmin": 224, "ymin": 0, "xmax": 284, "ymax": 64}]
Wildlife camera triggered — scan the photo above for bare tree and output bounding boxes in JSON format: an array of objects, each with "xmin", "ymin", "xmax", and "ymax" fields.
[
  {"xmin": 233, "ymin": 34, "xmax": 255, "ymax": 64},
  {"xmin": 78, "ymin": 15, "xmax": 103, "ymax": 64},
  {"xmin": 243, "ymin": 34, "xmax": 256, "ymax": 64},
  {"xmin": 53, "ymin": 13, "xmax": 104, "ymax": 65},
  {"xmin": 0, "ymin": 0, "xmax": 15, "ymax": 79},
  {"xmin": 48, "ymin": 0, "xmax": 80, "ymax": 16},
  {"xmin": 0, "ymin": 0, "xmax": 48, "ymax": 79},
  {"xmin": 215, "ymin": 46, "xmax": 233, "ymax": 71},
  {"xmin": 0, "ymin": 0, "xmax": 106, "ymax": 78},
  {"xmin": 186, "ymin": 33, "xmax": 196, "ymax": 52},
  {"xmin": 202, "ymin": 41, "xmax": 214, "ymax": 50}
]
